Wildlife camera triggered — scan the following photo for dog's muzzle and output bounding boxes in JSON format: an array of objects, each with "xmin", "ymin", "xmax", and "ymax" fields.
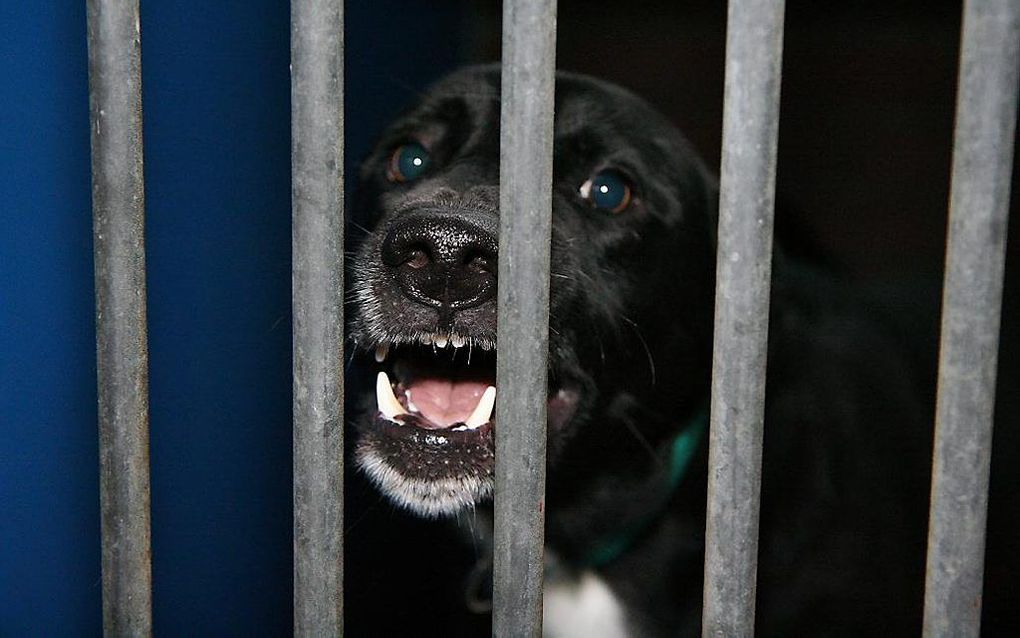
[{"xmin": 354, "ymin": 206, "xmax": 579, "ymax": 517}]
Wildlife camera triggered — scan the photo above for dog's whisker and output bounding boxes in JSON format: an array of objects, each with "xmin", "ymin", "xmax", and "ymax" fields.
[
  {"xmin": 347, "ymin": 218, "xmax": 372, "ymax": 236},
  {"xmin": 344, "ymin": 347, "xmax": 358, "ymax": 372},
  {"xmin": 268, "ymin": 313, "xmax": 287, "ymax": 333},
  {"xmin": 621, "ymin": 315, "xmax": 656, "ymax": 386},
  {"xmin": 342, "ymin": 490, "xmax": 387, "ymax": 536},
  {"xmin": 618, "ymin": 413, "xmax": 665, "ymax": 470}
]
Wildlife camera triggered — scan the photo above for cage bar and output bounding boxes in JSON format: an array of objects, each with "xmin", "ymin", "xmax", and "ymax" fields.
[
  {"xmin": 923, "ymin": 1, "xmax": 1020, "ymax": 636},
  {"xmin": 492, "ymin": 0, "xmax": 558, "ymax": 635},
  {"xmin": 86, "ymin": 0, "xmax": 153, "ymax": 634},
  {"xmin": 702, "ymin": 0, "xmax": 786, "ymax": 636},
  {"xmin": 291, "ymin": 0, "xmax": 345, "ymax": 634}
]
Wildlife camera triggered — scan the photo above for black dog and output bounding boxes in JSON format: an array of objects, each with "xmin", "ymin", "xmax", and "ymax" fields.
[{"xmin": 346, "ymin": 65, "xmax": 1017, "ymax": 636}]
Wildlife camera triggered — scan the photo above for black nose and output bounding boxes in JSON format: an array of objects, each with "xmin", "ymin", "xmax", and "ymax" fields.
[{"xmin": 381, "ymin": 214, "xmax": 498, "ymax": 312}]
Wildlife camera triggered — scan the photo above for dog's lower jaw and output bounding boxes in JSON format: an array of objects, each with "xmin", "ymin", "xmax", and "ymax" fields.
[
  {"xmin": 354, "ymin": 341, "xmax": 583, "ymax": 517},
  {"xmin": 356, "ymin": 443, "xmax": 494, "ymax": 518}
]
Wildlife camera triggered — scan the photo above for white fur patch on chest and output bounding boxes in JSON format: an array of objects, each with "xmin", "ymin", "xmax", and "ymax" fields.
[{"xmin": 543, "ymin": 570, "xmax": 630, "ymax": 638}]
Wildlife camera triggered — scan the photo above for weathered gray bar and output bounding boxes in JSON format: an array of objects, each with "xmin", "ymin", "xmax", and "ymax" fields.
[
  {"xmin": 86, "ymin": 1, "xmax": 153, "ymax": 634},
  {"xmin": 493, "ymin": 0, "xmax": 558, "ymax": 635},
  {"xmin": 702, "ymin": 0, "xmax": 786, "ymax": 636},
  {"xmin": 923, "ymin": 1, "xmax": 1019, "ymax": 636},
  {"xmin": 291, "ymin": 0, "xmax": 345, "ymax": 634}
]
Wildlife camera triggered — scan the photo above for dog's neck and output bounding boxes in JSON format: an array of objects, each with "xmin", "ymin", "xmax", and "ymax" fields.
[
  {"xmin": 576, "ymin": 408, "xmax": 707, "ymax": 567},
  {"xmin": 543, "ymin": 396, "xmax": 709, "ymax": 569},
  {"xmin": 457, "ymin": 401, "xmax": 708, "ymax": 616}
]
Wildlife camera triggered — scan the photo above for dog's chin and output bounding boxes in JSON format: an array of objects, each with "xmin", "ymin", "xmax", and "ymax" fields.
[
  {"xmin": 353, "ymin": 334, "xmax": 580, "ymax": 517},
  {"xmin": 355, "ymin": 437, "xmax": 494, "ymax": 518}
]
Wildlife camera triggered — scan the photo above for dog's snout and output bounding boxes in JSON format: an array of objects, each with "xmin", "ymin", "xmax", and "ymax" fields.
[{"xmin": 381, "ymin": 215, "xmax": 497, "ymax": 312}]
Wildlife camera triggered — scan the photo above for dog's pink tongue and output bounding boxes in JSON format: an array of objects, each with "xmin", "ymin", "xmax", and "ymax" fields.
[{"xmin": 407, "ymin": 377, "xmax": 489, "ymax": 429}]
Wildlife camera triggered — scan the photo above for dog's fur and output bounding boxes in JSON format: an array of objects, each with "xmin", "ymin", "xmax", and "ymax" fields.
[{"xmin": 345, "ymin": 65, "xmax": 1018, "ymax": 636}]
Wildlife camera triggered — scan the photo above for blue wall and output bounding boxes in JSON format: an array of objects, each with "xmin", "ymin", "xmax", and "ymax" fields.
[{"xmin": 0, "ymin": 2, "xmax": 462, "ymax": 634}]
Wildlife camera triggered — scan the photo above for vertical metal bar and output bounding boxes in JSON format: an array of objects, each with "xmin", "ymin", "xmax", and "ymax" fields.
[
  {"xmin": 291, "ymin": 0, "xmax": 345, "ymax": 634},
  {"xmin": 86, "ymin": 1, "xmax": 153, "ymax": 635},
  {"xmin": 923, "ymin": 2, "xmax": 1019, "ymax": 635},
  {"xmin": 702, "ymin": 0, "xmax": 785, "ymax": 636},
  {"xmin": 493, "ymin": 0, "xmax": 558, "ymax": 635}
]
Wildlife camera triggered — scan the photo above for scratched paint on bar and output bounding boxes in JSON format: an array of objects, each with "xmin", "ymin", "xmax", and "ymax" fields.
[
  {"xmin": 702, "ymin": 0, "xmax": 786, "ymax": 636},
  {"xmin": 492, "ymin": 0, "xmax": 558, "ymax": 636},
  {"xmin": 291, "ymin": 0, "xmax": 345, "ymax": 635},
  {"xmin": 923, "ymin": 1, "xmax": 1019, "ymax": 636}
]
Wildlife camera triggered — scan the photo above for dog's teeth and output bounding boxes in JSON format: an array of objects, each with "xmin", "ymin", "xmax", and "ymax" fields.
[
  {"xmin": 374, "ymin": 343, "xmax": 390, "ymax": 363},
  {"xmin": 376, "ymin": 371, "xmax": 407, "ymax": 421},
  {"xmin": 464, "ymin": 386, "xmax": 496, "ymax": 429},
  {"xmin": 420, "ymin": 334, "xmax": 433, "ymax": 346},
  {"xmin": 433, "ymin": 334, "xmax": 449, "ymax": 348},
  {"xmin": 451, "ymin": 334, "xmax": 466, "ymax": 348},
  {"xmin": 405, "ymin": 389, "xmax": 419, "ymax": 413}
]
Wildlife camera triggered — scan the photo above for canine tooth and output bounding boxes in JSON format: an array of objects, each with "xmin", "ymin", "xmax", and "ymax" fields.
[
  {"xmin": 376, "ymin": 371, "xmax": 406, "ymax": 421},
  {"xmin": 451, "ymin": 334, "xmax": 466, "ymax": 348},
  {"xmin": 464, "ymin": 386, "xmax": 496, "ymax": 429},
  {"xmin": 374, "ymin": 343, "xmax": 390, "ymax": 363},
  {"xmin": 433, "ymin": 334, "xmax": 449, "ymax": 348}
]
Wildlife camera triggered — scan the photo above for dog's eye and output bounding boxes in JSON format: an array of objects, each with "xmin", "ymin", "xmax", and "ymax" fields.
[
  {"xmin": 387, "ymin": 142, "xmax": 431, "ymax": 183},
  {"xmin": 579, "ymin": 169, "xmax": 633, "ymax": 213}
]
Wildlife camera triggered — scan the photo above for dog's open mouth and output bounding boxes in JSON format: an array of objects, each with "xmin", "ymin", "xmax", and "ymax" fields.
[
  {"xmin": 356, "ymin": 331, "xmax": 580, "ymax": 517},
  {"xmin": 374, "ymin": 335, "xmax": 497, "ymax": 433}
]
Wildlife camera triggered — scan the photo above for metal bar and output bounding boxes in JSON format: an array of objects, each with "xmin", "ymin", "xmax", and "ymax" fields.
[
  {"xmin": 493, "ymin": 0, "xmax": 558, "ymax": 635},
  {"xmin": 86, "ymin": 1, "xmax": 153, "ymax": 635},
  {"xmin": 291, "ymin": 0, "xmax": 345, "ymax": 634},
  {"xmin": 923, "ymin": 2, "xmax": 1020, "ymax": 635},
  {"xmin": 702, "ymin": 0, "xmax": 785, "ymax": 635}
]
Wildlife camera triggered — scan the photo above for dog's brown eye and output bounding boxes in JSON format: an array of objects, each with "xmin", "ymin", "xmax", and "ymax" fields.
[
  {"xmin": 580, "ymin": 169, "xmax": 633, "ymax": 213},
  {"xmin": 387, "ymin": 142, "xmax": 431, "ymax": 183}
]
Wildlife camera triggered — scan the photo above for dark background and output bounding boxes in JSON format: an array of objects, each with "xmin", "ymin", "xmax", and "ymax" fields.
[{"xmin": 2, "ymin": 0, "xmax": 1016, "ymax": 634}]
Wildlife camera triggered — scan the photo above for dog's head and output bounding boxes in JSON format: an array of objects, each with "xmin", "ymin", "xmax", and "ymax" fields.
[{"xmin": 350, "ymin": 66, "xmax": 717, "ymax": 517}]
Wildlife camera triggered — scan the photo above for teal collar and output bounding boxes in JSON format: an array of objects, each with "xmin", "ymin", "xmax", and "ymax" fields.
[{"xmin": 582, "ymin": 409, "xmax": 708, "ymax": 567}]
